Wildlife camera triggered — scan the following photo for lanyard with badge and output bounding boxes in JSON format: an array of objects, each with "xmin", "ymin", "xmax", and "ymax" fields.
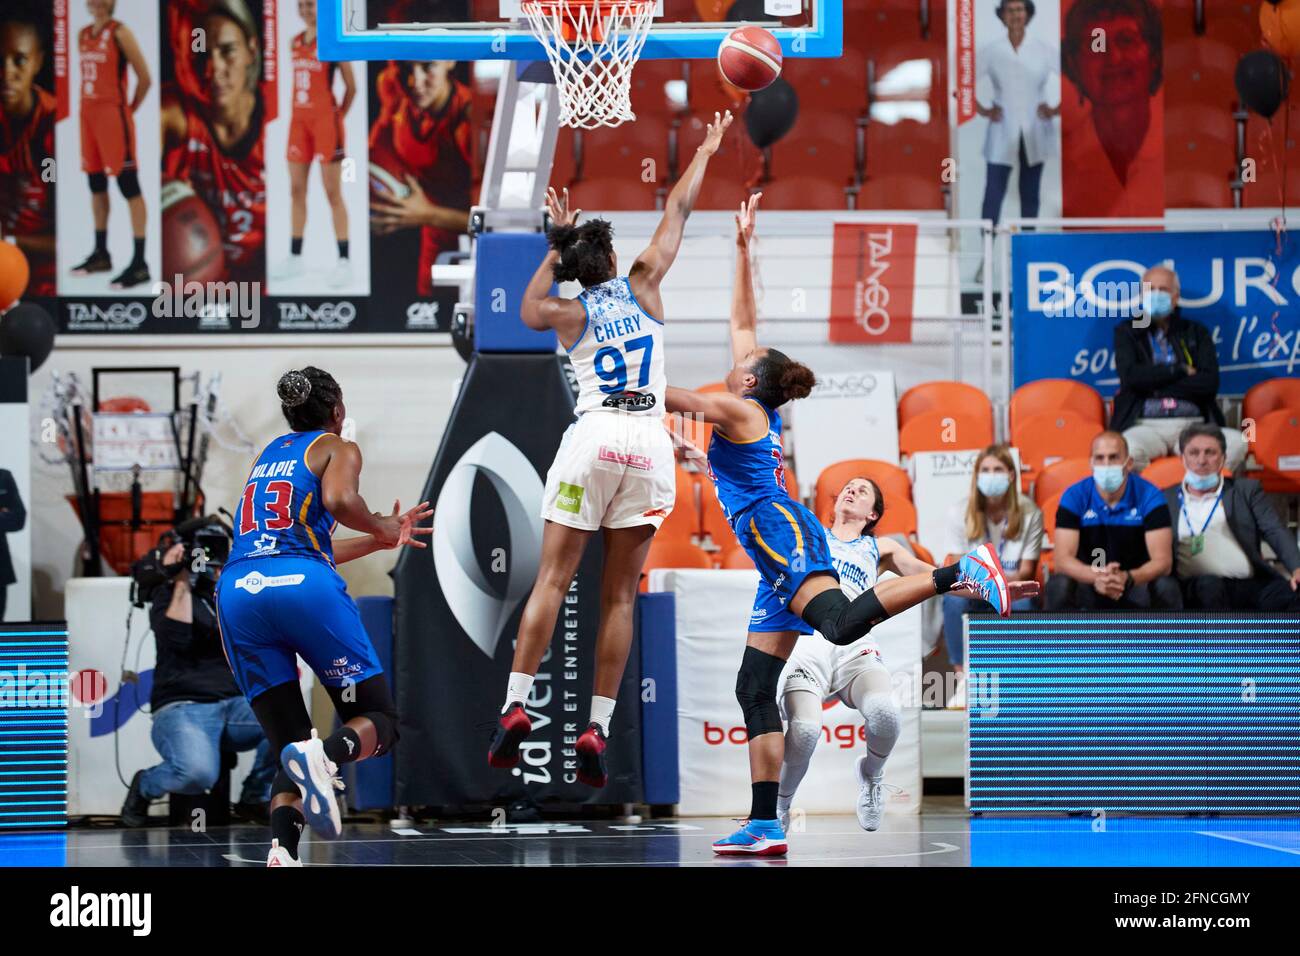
[
  {"xmin": 1178, "ymin": 488, "xmax": 1222, "ymax": 556},
  {"xmin": 986, "ymin": 517, "xmax": 1011, "ymax": 570}
]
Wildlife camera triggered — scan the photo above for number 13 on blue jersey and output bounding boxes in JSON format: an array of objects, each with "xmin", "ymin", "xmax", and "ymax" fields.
[{"xmin": 594, "ymin": 335, "xmax": 654, "ymax": 393}]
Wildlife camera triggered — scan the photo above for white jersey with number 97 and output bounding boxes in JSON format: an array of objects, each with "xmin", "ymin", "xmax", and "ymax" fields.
[{"xmin": 566, "ymin": 277, "xmax": 666, "ymax": 417}]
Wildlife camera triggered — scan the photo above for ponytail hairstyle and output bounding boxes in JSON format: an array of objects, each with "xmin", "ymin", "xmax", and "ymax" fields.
[
  {"xmin": 549, "ymin": 218, "xmax": 615, "ymax": 287},
  {"xmin": 277, "ymin": 366, "xmax": 342, "ymax": 432},
  {"xmin": 747, "ymin": 349, "xmax": 816, "ymax": 408}
]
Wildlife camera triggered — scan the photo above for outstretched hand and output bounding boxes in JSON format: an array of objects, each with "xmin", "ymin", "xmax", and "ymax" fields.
[
  {"xmin": 735, "ymin": 192, "xmax": 761, "ymax": 247},
  {"xmin": 546, "ymin": 186, "xmax": 581, "ymax": 229},
  {"xmin": 698, "ymin": 110, "xmax": 733, "ymax": 156},
  {"xmin": 384, "ymin": 499, "xmax": 435, "ymax": 550}
]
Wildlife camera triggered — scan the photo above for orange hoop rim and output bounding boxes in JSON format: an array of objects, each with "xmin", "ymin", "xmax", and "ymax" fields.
[{"xmin": 520, "ymin": 0, "xmax": 658, "ymax": 44}]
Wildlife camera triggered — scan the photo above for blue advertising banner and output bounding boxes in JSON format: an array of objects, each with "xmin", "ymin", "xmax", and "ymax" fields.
[{"xmin": 1012, "ymin": 230, "xmax": 1300, "ymax": 397}]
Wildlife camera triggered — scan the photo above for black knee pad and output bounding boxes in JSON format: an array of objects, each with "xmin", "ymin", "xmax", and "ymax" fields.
[
  {"xmin": 87, "ymin": 172, "xmax": 108, "ymax": 194},
  {"xmin": 801, "ymin": 587, "xmax": 888, "ymax": 646},
  {"xmin": 117, "ymin": 168, "xmax": 141, "ymax": 199},
  {"xmin": 363, "ymin": 709, "xmax": 400, "ymax": 756},
  {"xmin": 735, "ymin": 646, "xmax": 785, "ymax": 739}
]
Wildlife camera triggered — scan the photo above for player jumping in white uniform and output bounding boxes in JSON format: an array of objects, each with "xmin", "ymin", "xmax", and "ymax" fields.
[
  {"xmin": 776, "ymin": 477, "xmax": 946, "ymax": 832},
  {"xmin": 488, "ymin": 112, "xmax": 735, "ymax": 787}
]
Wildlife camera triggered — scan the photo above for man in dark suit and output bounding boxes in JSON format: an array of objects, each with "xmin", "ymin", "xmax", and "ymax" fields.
[
  {"xmin": 1161, "ymin": 423, "xmax": 1300, "ymax": 611},
  {"xmin": 0, "ymin": 468, "xmax": 26, "ymax": 621},
  {"xmin": 1110, "ymin": 265, "xmax": 1246, "ymax": 472}
]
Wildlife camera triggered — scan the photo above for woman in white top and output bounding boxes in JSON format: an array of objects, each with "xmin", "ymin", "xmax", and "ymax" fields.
[
  {"xmin": 941, "ymin": 445, "xmax": 1043, "ymax": 703},
  {"xmin": 976, "ymin": 0, "xmax": 1059, "ymax": 225}
]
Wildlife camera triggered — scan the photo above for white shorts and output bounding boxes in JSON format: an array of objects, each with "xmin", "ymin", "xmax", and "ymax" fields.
[
  {"xmin": 541, "ymin": 411, "xmax": 675, "ymax": 532},
  {"xmin": 779, "ymin": 633, "xmax": 887, "ymax": 714}
]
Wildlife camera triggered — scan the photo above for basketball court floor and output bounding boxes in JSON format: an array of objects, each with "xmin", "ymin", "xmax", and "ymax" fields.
[{"xmin": 5, "ymin": 800, "xmax": 1298, "ymax": 867}]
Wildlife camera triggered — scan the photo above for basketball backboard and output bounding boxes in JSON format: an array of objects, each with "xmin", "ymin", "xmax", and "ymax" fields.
[{"xmin": 316, "ymin": 0, "xmax": 841, "ymax": 62}]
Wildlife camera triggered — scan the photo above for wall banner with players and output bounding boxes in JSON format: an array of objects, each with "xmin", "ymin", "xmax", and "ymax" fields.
[
  {"xmin": 1011, "ymin": 229, "xmax": 1300, "ymax": 396},
  {"xmin": 391, "ymin": 353, "xmax": 643, "ymax": 808},
  {"xmin": 2, "ymin": 0, "xmax": 471, "ymax": 334}
]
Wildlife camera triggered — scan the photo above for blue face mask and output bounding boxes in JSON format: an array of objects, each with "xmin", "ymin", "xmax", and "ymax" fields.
[
  {"xmin": 1093, "ymin": 465, "xmax": 1126, "ymax": 493},
  {"xmin": 977, "ymin": 472, "xmax": 1011, "ymax": 499},
  {"xmin": 1143, "ymin": 290, "xmax": 1174, "ymax": 319},
  {"xmin": 1185, "ymin": 470, "xmax": 1220, "ymax": 492}
]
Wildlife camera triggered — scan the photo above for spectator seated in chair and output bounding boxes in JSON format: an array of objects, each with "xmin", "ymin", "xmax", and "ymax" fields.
[
  {"xmin": 941, "ymin": 444, "xmax": 1043, "ymax": 703},
  {"xmin": 1164, "ymin": 423, "xmax": 1300, "ymax": 612},
  {"xmin": 120, "ymin": 521, "xmax": 277, "ymax": 827},
  {"xmin": 1111, "ymin": 264, "xmax": 1247, "ymax": 473},
  {"xmin": 1045, "ymin": 430, "xmax": 1182, "ymax": 610}
]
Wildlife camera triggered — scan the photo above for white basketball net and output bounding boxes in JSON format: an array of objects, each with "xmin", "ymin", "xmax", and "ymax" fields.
[{"xmin": 520, "ymin": 0, "xmax": 657, "ymax": 129}]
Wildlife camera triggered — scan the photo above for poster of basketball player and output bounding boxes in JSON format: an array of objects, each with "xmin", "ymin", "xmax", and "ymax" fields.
[
  {"xmin": 1059, "ymin": 0, "xmax": 1163, "ymax": 217},
  {"xmin": 0, "ymin": 358, "xmax": 31, "ymax": 623},
  {"xmin": 159, "ymin": 0, "xmax": 269, "ymax": 287},
  {"xmin": 366, "ymin": 1, "xmax": 472, "ymax": 332},
  {"xmin": 56, "ymin": 0, "xmax": 160, "ymax": 295},
  {"xmin": 266, "ymin": 0, "xmax": 369, "ymax": 297},
  {"xmin": 949, "ymin": 0, "xmax": 1063, "ymax": 283},
  {"xmin": 0, "ymin": 1, "xmax": 57, "ymax": 300}
]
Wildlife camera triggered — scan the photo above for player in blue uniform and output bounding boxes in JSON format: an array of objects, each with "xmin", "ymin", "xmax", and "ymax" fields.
[
  {"xmin": 665, "ymin": 196, "xmax": 1041, "ymax": 855},
  {"xmin": 216, "ymin": 367, "xmax": 432, "ymax": 866}
]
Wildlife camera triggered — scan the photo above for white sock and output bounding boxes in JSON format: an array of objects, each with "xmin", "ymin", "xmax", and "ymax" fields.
[
  {"xmin": 589, "ymin": 695, "xmax": 616, "ymax": 735},
  {"xmin": 503, "ymin": 672, "xmax": 534, "ymax": 714}
]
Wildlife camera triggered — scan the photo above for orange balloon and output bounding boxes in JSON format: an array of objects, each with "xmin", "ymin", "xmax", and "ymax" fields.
[
  {"xmin": 1261, "ymin": 0, "xmax": 1300, "ymax": 58},
  {"xmin": 0, "ymin": 241, "xmax": 30, "ymax": 310}
]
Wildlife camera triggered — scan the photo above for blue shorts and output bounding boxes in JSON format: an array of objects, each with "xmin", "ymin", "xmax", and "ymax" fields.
[
  {"xmin": 733, "ymin": 497, "xmax": 837, "ymax": 635},
  {"xmin": 215, "ymin": 555, "xmax": 383, "ymax": 701}
]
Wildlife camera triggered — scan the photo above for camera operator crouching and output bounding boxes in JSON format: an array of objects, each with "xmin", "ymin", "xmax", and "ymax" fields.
[{"xmin": 121, "ymin": 517, "xmax": 277, "ymax": 826}]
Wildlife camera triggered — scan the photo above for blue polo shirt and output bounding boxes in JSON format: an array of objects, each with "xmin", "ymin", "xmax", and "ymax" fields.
[{"xmin": 1056, "ymin": 474, "xmax": 1171, "ymax": 570}]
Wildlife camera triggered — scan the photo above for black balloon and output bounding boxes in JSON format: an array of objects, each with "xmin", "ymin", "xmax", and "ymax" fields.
[
  {"xmin": 1235, "ymin": 50, "xmax": 1290, "ymax": 119},
  {"xmin": 745, "ymin": 77, "xmax": 799, "ymax": 149},
  {"xmin": 0, "ymin": 302, "xmax": 56, "ymax": 373}
]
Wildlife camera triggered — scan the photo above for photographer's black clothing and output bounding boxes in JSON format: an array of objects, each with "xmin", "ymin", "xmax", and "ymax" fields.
[{"xmin": 149, "ymin": 585, "xmax": 241, "ymax": 711}]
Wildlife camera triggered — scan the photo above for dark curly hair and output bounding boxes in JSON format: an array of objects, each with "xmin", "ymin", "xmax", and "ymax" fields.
[
  {"xmin": 747, "ymin": 349, "xmax": 816, "ymax": 409},
  {"xmin": 1062, "ymin": 0, "xmax": 1163, "ymax": 97},
  {"xmin": 277, "ymin": 367, "xmax": 342, "ymax": 432},
  {"xmin": 996, "ymin": 0, "xmax": 1036, "ymax": 23},
  {"xmin": 549, "ymin": 219, "xmax": 616, "ymax": 287}
]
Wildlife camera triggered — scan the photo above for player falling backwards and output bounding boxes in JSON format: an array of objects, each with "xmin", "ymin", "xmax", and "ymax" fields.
[
  {"xmin": 666, "ymin": 194, "xmax": 1041, "ymax": 856},
  {"xmin": 777, "ymin": 476, "xmax": 956, "ymax": 832},
  {"xmin": 273, "ymin": 0, "xmax": 355, "ymax": 288},
  {"xmin": 216, "ymin": 367, "xmax": 432, "ymax": 866},
  {"xmin": 488, "ymin": 112, "xmax": 735, "ymax": 788},
  {"xmin": 71, "ymin": 0, "xmax": 152, "ymax": 288}
]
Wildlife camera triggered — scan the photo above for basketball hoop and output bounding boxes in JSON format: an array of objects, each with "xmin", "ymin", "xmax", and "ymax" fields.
[{"xmin": 520, "ymin": 0, "xmax": 657, "ymax": 129}]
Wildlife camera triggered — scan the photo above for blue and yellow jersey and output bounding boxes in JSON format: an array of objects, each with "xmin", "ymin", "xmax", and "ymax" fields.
[
  {"xmin": 706, "ymin": 397, "xmax": 792, "ymax": 526},
  {"xmin": 229, "ymin": 430, "xmax": 337, "ymax": 567}
]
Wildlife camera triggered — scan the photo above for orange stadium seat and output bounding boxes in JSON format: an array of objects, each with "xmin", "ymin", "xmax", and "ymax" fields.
[
  {"xmin": 640, "ymin": 537, "xmax": 713, "ymax": 592},
  {"xmin": 1243, "ymin": 377, "xmax": 1300, "ymax": 423},
  {"xmin": 654, "ymin": 467, "xmax": 700, "ymax": 546},
  {"xmin": 1040, "ymin": 490, "xmax": 1064, "ymax": 544},
  {"xmin": 874, "ymin": 496, "xmax": 918, "ymax": 539},
  {"xmin": 1033, "ymin": 457, "xmax": 1092, "ymax": 507},
  {"xmin": 1141, "ymin": 456, "xmax": 1189, "ymax": 491},
  {"xmin": 719, "ymin": 544, "xmax": 756, "ymax": 570},
  {"xmin": 1247, "ymin": 408, "xmax": 1300, "ymax": 494},
  {"xmin": 899, "ymin": 381, "xmax": 994, "ymax": 431},
  {"xmin": 899, "ymin": 410, "xmax": 995, "ymax": 457},
  {"xmin": 857, "ymin": 173, "xmax": 943, "ymax": 211},
  {"xmin": 698, "ymin": 479, "xmax": 731, "ymax": 550},
  {"xmin": 758, "ymin": 175, "xmax": 851, "ymax": 210},
  {"xmin": 1014, "ymin": 410, "xmax": 1098, "ymax": 491},
  {"xmin": 815, "ymin": 459, "xmax": 912, "ymax": 523},
  {"xmin": 1165, "ymin": 170, "xmax": 1232, "ymax": 209},
  {"xmin": 1009, "ymin": 379, "xmax": 1105, "ymax": 438}
]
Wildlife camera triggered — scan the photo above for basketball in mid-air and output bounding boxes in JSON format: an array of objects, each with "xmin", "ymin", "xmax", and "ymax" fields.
[
  {"xmin": 161, "ymin": 178, "xmax": 226, "ymax": 284},
  {"xmin": 717, "ymin": 26, "xmax": 783, "ymax": 92}
]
